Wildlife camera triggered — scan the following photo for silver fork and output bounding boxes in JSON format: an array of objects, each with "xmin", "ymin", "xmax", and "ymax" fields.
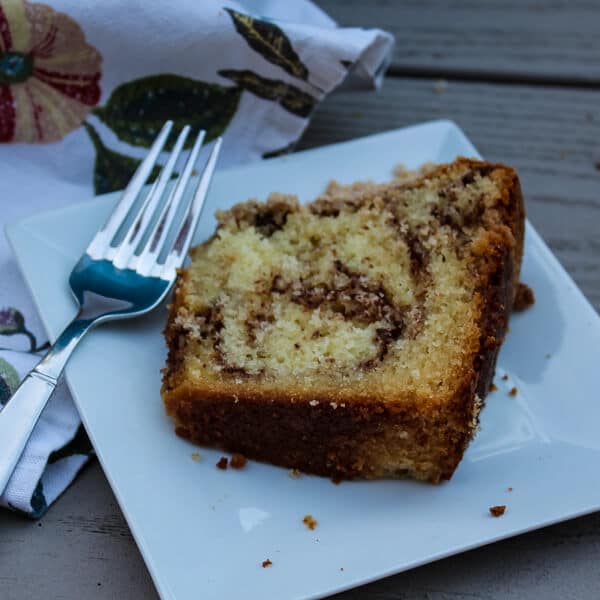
[{"xmin": 0, "ymin": 121, "xmax": 222, "ymax": 494}]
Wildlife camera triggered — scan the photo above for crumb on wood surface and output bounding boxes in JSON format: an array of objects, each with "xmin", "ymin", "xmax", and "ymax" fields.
[
  {"xmin": 433, "ymin": 79, "xmax": 448, "ymax": 94},
  {"xmin": 303, "ymin": 515, "xmax": 318, "ymax": 530},
  {"xmin": 216, "ymin": 456, "xmax": 228, "ymax": 470},
  {"xmin": 230, "ymin": 453, "xmax": 247, "ymax": 469},
  {"xmin": 490, "ymin": 505, "xmax": 506, "ymax": 517},
  {"xmin": 509, "ymin": 387, "xmax": 518, "ymax": 397},
  {"xmin": 262, "ymin": 559, "xmax": 272, "ymax": 568}
]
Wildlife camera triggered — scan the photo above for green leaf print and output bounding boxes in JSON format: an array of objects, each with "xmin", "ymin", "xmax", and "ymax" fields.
[
  {"xmin": 7, "ymin": 479, "xmax": 49, "ymax": 518},
  {"xmin": 218, "ymin": 70, "xmax": 316, "ymax": 118},
  {"xmin": 225, "ymin": 8, "xmax": 309, "ymax": 81},
  {"xmin": 93, "ymin": 74, "xmax": 241, "ymax": 149},
  {"xmin": 30, "ymin": 479, "xmax": 48, "ymax": 519},
  {"xmin": 0, "ymin": 357, "xmax": 20, "ymax": 406},
  {"xmin": 48, "ymin": 424, "xmax": 94, "ymax": 464},
  {"xmin": 83, "ymin": 122, "xmax": 162, "ymax": 195}
]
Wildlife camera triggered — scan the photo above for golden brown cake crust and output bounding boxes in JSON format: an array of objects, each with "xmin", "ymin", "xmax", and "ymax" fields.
[{"xmin": 161, "ymin": 157, "xmax": 525, "ymax": 483}]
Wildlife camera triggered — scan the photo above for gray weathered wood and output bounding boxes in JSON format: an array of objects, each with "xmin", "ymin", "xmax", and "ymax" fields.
[
  {"xmin": 300, "ymin": 77, "xmax": 600, "ymax": 311},
  {"xmin": 319, "ymin": 0, "xmax": 600, "ymax": 84}
]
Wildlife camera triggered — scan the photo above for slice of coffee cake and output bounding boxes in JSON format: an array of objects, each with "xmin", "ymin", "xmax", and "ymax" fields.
[{"xmin": 161, "ymin": 157, "xmax": 524, "ymax": 482}]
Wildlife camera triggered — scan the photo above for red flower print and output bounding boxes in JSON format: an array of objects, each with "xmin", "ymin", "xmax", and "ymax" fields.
[{"xmin": 0, "ymin": 0, "xmax": 101, "ymax": 143}]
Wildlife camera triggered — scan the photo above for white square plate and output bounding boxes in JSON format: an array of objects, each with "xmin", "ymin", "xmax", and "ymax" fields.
[{"xmin": 6, "ymin": 120, "xmax": 600, "ymax": 600}]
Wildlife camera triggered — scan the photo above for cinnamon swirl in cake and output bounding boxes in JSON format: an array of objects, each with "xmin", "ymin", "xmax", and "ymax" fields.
[{"xmin": 161, "ymin": 157, "xmax": 524, "ymax": 482}]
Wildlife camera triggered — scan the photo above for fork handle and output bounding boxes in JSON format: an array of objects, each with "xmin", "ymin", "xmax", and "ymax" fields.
[
  {"xmin": 0, "ymin": 374, "xmax": 57, "ymax": 494},
  {"xmin": 0, "ymin": 318, "xmax": 94, "ymax": 495}
]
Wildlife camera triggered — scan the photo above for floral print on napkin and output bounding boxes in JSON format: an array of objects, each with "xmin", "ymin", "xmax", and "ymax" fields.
[{"xmin": 0, "ymin": 0, "xmax": 101, "ymax": 142}]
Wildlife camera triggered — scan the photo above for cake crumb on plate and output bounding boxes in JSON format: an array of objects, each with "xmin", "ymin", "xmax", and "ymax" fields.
[
  {"xmin": 262, "ymin": 559, "xmax": 272, "ymax": 568},
  {"xmin": 216, "ymin": 457, "xmax": 228, "ymax": 470},
  {"xmin": 230, "ymin": 453, "xmax": 247, "ymax": 469},
  {"xmin": 303, "ymin": 515, "xmax": 318, "ymax": 530},
  {"xmin": 490, "ymin": 505, "xmax": 506, "ymax": 517}
]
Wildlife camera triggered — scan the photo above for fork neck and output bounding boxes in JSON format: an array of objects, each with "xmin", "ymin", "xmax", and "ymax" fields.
[{"xmin": 34, "ymin": 318, "xmax": 96, "ymax": 384}]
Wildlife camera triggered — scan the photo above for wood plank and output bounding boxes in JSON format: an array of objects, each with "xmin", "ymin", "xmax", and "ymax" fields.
[
  {"xmin": 318, "ymin": 0, "xmax": 600, "ymax": 84},
  {"xmin": 299, "ymin": 77, "xmax": 600, "ymax": 310}
]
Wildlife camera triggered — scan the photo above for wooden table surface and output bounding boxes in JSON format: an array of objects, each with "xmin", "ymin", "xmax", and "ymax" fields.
[{"xmin": 1, "ymin": 2, "xmax": 599, "ymax": 598}]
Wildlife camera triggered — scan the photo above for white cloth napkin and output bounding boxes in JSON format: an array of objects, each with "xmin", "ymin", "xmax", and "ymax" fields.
[{"xmin": 0, "ymin": 0, "xmax": 393, "ymax": 517}]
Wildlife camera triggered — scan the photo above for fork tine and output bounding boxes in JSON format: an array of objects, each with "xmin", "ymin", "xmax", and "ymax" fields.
[
  {"xmin": 134, "ymin": 129, "xmax": 206, "ymax": 277},
  {"xmin": 161, "ymin": 137, "xmax": 222, "ymax": 280},
  {"xmin": 86, "ymin": 120, "xmax": 174, "ymax": 260},
  {"xmin": 110, "ymin": 125, "xmax": 191, "ymax": 270}
]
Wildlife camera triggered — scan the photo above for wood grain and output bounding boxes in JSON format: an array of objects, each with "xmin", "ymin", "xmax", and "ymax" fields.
[
  {"xmin": 299, "ymin": 77, "xmax": 600, "ymax": 310},
  {"xmin": 318, "ymin": 0, "xmax": 600, "ymax": 84}
]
